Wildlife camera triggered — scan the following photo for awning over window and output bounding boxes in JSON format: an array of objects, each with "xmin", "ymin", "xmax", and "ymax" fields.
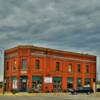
[
  {"xmin": 32, "ymin": 76, "xmax": 42, "ymax": 81},
  {"xmin": 12, "ymin": 77, "xmax": 17, "ymax": 81},
  {"xmin": 53, "ymin": 77, "xmax": 62, "ymax": 81}
]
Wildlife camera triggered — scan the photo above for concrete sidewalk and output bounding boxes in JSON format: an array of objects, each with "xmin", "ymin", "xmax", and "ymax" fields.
[
  {"xmin": 0, "ymin": 92, "xmax": 70, "ymax": 96},
  {"xmin": 0, "ymin": 92, "xmax": 100, "ymax": 96}
]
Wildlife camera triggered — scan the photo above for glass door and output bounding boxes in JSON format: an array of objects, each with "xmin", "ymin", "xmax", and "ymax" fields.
[{"xmin": 20, "ymin": 76, "xmax": 27, "ymax": 92}]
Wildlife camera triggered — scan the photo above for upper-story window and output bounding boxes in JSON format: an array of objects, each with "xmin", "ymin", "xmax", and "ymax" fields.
[
  {"xmin": 68, "ymin": 64, "xmax": 72, "ymax": 72},
  {"xmin": 6, "ymin": 61, "xmax": 9, "ymax": 70},
  {"xmin": 22, "ymin": 59, "xmax": 27, "ymax": 70},
  {"xmin": 56, "ymin": 62, "xmax": 60, "ymax": 71},
  {"xmin": 77, "ymin": 64, "xmax": 81, "ymax": 72},
  {"xmin": 13, "ymin": 60, "xmax": 17, "ymax": 70},
  {"xmin": 35, "ymin": 60, "xmax": 40, "ymax": 69},
  {"xmin": 86, "ymin": 65, "xmax": 89, "ymax": 73}
]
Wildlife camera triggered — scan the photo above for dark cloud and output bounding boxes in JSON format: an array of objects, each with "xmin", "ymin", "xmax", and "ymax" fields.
[{"xmin": 0, "ymin": 0, "xmax": 100, "ymax": 80}]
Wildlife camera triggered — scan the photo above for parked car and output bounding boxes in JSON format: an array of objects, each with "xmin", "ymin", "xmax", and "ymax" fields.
[
  {"xmin": 70, "ymin": 87, "xmax": 93, "ymax": 95},
  {"xmin": 67, "ymin": 88, "xmax": 74, "ymax": 92}
]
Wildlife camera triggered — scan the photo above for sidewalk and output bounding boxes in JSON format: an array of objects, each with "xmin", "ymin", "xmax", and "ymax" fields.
[
  {"xmin": 0, "ymin": 92, "xmax": 70, "ymax": 96},
  {"xmin": 0, "ymin": 92, "xmax": 100, "ymax": 96}
]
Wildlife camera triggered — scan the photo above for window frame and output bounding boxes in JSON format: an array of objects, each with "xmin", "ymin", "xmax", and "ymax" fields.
[
  {"xmin": 86, "ymin": 65, "xmax": 89, "ymax": 73},
  {"xmin": 35, "ymin": 59, "xmax": 40, "ymax": 69},
  {"xmin": 6, "ymin": 61, "xmax": 9, "ymax": 70},
  {"xmin": 77, "ymin": 64, "xmax": 81, "ymax": 73},
  {"xmin": 68, "ymin": 64, "xmax": 72, "ymax": 72},
  {"xmin": 13, "ymin": 60, "xmax": 17, "ymax": 71},
  {"xmin": 21, "ymin": 59, "xmax": 27, "ymax": 70},
  {"xmin": 77, "ymin": 78, "xmax": 82, "ymax": 87},
  {"xmin": 56, "ymin": 62, "xmax": 60, "ymax": 71}
]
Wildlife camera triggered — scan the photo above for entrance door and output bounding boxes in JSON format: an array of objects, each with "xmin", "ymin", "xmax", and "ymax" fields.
[
  {"xmin": 20, "ymin": 76, "xmax": 27, "ymax": 92},
  {"xmin": 32, "ymin": 76, "xmax": 42, "ymax": 92},
  {"xmin": 67, "ymin": 77, "xmax": 73, "ymax": 90},
  {"xmin": 53, "ymin": 77, "xmax": 62, "ymax": 92}
]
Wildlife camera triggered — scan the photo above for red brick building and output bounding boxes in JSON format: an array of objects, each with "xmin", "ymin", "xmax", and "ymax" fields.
[{"xmin": 4, "ymin": 45, "xmax": 96, "ymax": 92}]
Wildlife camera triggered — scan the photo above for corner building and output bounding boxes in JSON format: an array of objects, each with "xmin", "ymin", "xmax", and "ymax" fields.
[{"xmin": 4, "ymin": 45, "xmax": 96, "ymax": 92}]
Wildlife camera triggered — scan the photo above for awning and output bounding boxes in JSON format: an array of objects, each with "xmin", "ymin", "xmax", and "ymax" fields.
[
  {"xmin": 53, "ymin": 77, "xmax": 62, "ymax": 81},
  {"xmin": 32, "ymin": 76, "xmax": 42, "ymax": 81},
  {"xmin": 67, "ymin": 77, "xmax": 73, "ymax": 83},
  {"xmin": 12, "ymin": 77, "xmax": 17, "ymax": 81}
]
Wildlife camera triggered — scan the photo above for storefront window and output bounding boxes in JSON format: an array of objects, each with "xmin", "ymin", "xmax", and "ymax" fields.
[
  {"xmin": 20, "ymin": 76, "xmax": 27, "ymax": 92},
  {"xmin": 12, "ymin": 77, "xmax": 17, "ymax": 89},
  {"xmin": 32, "ymin": 76, "xmax": 42, "ymax": 92},
  {"xmin": 53, "ymin": 77, "xmax": 62, "ymax": 92},
  {"xmin": 85, "ymin": 78, "xmax": 91, "ymax": 87},
  {"xmin": 67, "ymin": 77, "xmax": 73, "ymax": 88},
  {"xmin": 77, "ymin": 78, "xmax": 82, "ymax": 87}
]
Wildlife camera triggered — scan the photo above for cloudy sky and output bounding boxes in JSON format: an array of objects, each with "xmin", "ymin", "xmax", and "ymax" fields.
[{"xmin": 0, "ymin": 0, "xmax": 100, "ymax": 81}]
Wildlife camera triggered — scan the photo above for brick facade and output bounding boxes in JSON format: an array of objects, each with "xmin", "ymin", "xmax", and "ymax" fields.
[{"xmin": 4, "ymin": 45, "xmax": 96, "ymax": 92}]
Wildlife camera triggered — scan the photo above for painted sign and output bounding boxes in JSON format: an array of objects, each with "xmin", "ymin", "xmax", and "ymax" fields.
[{"xmin": 44, "ymin": 77, "xmax": 52, "ymax": 83}]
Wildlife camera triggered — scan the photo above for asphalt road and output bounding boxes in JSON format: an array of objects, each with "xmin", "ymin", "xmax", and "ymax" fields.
[{"xmin": 0, "ymin": 94, "xmax": 100, "ymax": 100}]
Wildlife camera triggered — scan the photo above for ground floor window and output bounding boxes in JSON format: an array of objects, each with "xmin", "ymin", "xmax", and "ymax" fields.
[
  {"xmin": 53, "ymin": 77, "xmax": 62, "ymax": 92},
  {"xmin": 12, "ymin": 77, "xmax": 17, "ymax": 89},
  {"xmin": 77, "ymin": 78, "xmax": 82, "ymax": 87},
  {"xmin": 32, "ymin": 76, "xmax": 42, "ymax": 92},
  {"xmin": 67, "ymin": 77, "xmax": 73, "ymax": 89},
  {"xmin": 85, "ymin": 78, "xmax": 91, "ymax": 87},
  {"xmin": 20, "ymin": 76, "xmax": 28, "ymax": 92},
  {"xmin": 6, "ymin": 77, "xmax": 10, "ymax": 91}
]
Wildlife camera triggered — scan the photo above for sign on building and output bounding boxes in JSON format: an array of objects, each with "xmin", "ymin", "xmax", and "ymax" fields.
[{"xmin": 44, "ymin": 77, "xmax": 52, "ymax": 83}]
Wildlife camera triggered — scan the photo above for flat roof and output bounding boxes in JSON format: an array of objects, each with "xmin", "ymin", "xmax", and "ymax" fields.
[{"xmin": 5, "ymin": 45, "xmax": 96, "ymax": 57}]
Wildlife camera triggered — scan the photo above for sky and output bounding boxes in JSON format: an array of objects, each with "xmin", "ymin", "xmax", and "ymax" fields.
[{"xmin": 0, "ymin": 0, "xmax": 100, "ymax": 81}]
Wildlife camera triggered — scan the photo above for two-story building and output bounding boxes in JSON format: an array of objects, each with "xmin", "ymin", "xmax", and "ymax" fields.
[{"xmin": 4, "ymin": 45, "xmax": 96, "ymax": 92}]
